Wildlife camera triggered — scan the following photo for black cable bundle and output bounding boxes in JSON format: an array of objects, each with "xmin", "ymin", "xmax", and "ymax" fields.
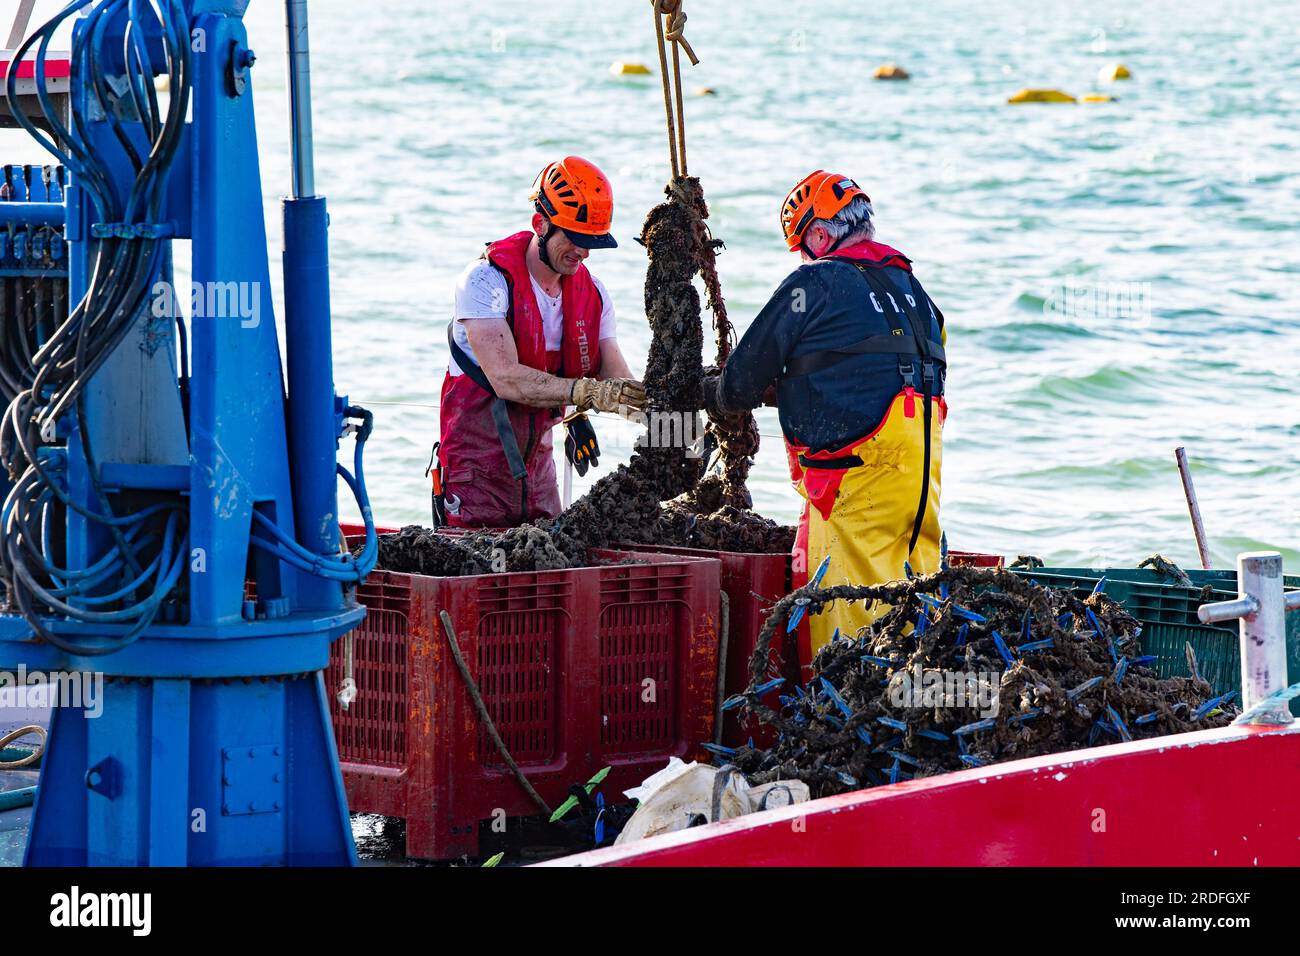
[{"xmin": 0, "ymin": 0, "xmax": 192, "ymax": 654}]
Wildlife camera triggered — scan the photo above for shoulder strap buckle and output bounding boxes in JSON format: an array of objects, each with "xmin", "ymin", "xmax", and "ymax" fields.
[{"xmin": 921, "ymin": 361, "xmax": 937, "ymax": 390}]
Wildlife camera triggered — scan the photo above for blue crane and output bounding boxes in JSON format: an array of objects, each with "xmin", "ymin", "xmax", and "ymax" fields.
[{"xmin": 0, "ymin": 0, "xmax": 376, "ymax": 865}]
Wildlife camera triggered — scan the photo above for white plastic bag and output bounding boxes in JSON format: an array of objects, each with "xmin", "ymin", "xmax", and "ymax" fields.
[{"xmin": 615, "ymin": 761, "xmax": 751, "ymax": 844}]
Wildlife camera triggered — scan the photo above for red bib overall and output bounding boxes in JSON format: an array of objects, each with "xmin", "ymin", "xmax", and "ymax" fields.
[{"xmin": 439, "ymin": 231, "xmax": 602, "ymax": 527}]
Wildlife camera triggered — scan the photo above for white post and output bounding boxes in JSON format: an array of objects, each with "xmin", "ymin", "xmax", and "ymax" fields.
[{"xmin": 1198, "ymin": 551, "xmax": 1294, "ymax": 725}]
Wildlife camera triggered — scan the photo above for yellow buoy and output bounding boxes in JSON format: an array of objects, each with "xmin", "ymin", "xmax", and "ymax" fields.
[
  {"xmin": 872, "ymin": 63, "xmax": 910, "ymax": 81},
  {"xmin": 1098, "ymin": 63, "xmax": 1132, "ymax": 82},
  {"xmin": 694, "ymin": 86, "xmax": 717, "ymax": 97},
  {"xmin": 610, "ymin": 61, "xmax": 652, "ymax": 77},
  {"xmin": 1082, "ymin": 94, "xmax": 1115, "ymax": 103},
  {"xmin": 1007, "ymin": 88, "xmax": 1077, "ymax": 104}
]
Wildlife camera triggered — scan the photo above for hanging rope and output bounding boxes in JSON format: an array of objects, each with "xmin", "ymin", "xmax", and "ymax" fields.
[
  {"xmin": 646, "ymin": 3, "xmax": 751, "ymax": 507},
  {"xmin": 439, "ymin": 609, "xmax": 552, "ymax": 817},
  {"xmin": 651, "ymin": 0, "xmax": 698, "ymax": 179}
]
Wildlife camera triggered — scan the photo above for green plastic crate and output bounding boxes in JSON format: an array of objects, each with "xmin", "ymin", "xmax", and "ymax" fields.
[{"xmin": 1011, "ymin": 567, "xmax": 1300, "ymax": 717}]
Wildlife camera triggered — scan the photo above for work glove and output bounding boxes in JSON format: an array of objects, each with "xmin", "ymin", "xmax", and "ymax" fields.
[
  {"xmin": 571, "ymin": 377, "xmax": 647, "ymax": 414},
  {"xmin": 701, "ymin": 367, "xmax": 725, "ymax": 416},
  {"xmin": 563, "ymin": 411, "xmax": 601, "ymax": 476},
  {"xmin": 702, "ymin": 366, "xmax": 748, "ymax": 431}
]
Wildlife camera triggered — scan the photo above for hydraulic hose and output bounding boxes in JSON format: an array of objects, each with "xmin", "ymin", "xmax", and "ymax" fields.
[{"xmin": 0, "ymin": 0, "xmax": 192, "ymax": 656}]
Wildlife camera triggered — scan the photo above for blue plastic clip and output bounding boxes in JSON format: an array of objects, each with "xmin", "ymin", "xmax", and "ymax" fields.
[
  {"xmin": 1021, "ymin": 609, "xmax": 1032, "ymax": 642},
  {"xmin": 859, "ymin": 654, "xmax": 893, "ymax": 667},
  {"xmin": 836, "ymin": 771, "xmax": 859, "ymax": 787},
  {"xmin": 1106, "ymin": 705, "xmax": 1133, "ymax": 742},
  {"xmin": 1134, "ymin": 712, "xmax": 1159, "ymax": 725},
  {"xmin": 956, "ymin": 623, "xmax": 969, "ymax": 647},
  {"xmin": 915, "ymin": 728, "xmax": 950, "ymax": 741},
  {"xmin": 702, "ymin": 743, "xmax": 737, "ymax": 758},
  {"xmin": 940, "ymin": 531, "xmax": 950, "ymax": 571},
  {"xmin": 1009, "ymin": 708, "xmax": 1041, "ymax": 724},
  {"xmin": 1067, "ymin": 676, "xmax": 1103, "ymax": 700},
  {"xmin": 594, "ymin": 792, "xmax": 606, "ymax": 844},
  {"xmin": 787, "ymin": 598, "xmax": 810, "ymax": 633},
  {"xmin": 958, "ymin": 754, "xmax": 986, "ymax": 768},
  {"xmin": 990, "ymin": 630, "xmax": 1015, "ymax": 668},
  {"xmin": 1092, "ymin": 577, "xmax": 1107, "ymax": 596},
  {"xmin": 888, "ymin": 758, "xmax": 901, "ymax": 784},
  {"xmin": 819, "ymin": 678, "xmax": 853, "ymax": 718},
  {"xmin": 1130, "ymin": 655, "xmax": 1158, "ymax": 667},
  {"xmin": 915, "ymin": 593, "xmax": 945, "ymax": 612},
  {"xmin": 1057, "ymin": 612, "xmax": 1073, "ymax": 631},
  {"xmin": 951, "ymin": 605, "xmax": 987, "ymax": 623},
  {"xmin": 953, "ymin": 718, "xmax": 996, "ymax": 735},
  {"xmin": 720, "ymin": 694, "xmax": 746, "ymax": 712},
  {"xmin": 1192, "ymin": 691, "xmax": 1236, "ymax": 720},
  {"xmin": 755, "ymin": 677, "xmax": 786, "ymax": 696},
  {"xmin": 877, "ymin": 715, "xmax": 908, "ymax": 731},
  {"xmin": 887, "ymin": 750, "xmax": 922, "ymax": 768},
  {"xmin": 1018, "ymin": 638, "xmax": 1054, "ymax": 652},
  {"xmin": 788, "ymin": 555, "xmax": 832, "ymax": 632},
  {"xmin": 915, "ymin": 609, "xmax": 928, "ymax": 637},
  {"xmin": 1085, "ymin": 608, "xmax": 1106, "ymax": 638},
  {"xmin": 1113, "ymin": 656, "xmax": 1129, "ymax": 684},
  {"xmin": 904, "ymin": 561, "xmax": 915, "ymax": 579}
]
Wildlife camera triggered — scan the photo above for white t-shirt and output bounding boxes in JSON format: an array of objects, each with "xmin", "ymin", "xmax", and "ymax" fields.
[{"xmin": 448, "ymin": 260, "xmax": 617, "ymax": 376}]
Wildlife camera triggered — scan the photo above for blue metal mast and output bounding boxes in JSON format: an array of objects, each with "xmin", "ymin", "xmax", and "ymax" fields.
[{"xmin": 0, "ymin": 0, "xmax": 376, "ymax": 865}]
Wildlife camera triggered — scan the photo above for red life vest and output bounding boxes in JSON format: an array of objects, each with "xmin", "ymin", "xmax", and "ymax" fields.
[
  {"xmin": 826, "ymin": 238, "xmax": 913, "ymax": 272},
  {"xmin": 439, "ymin": 231, "xmax": 603, "ymax": 527}
]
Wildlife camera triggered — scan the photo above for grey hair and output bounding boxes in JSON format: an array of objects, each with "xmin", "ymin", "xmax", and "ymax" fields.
[{"xmin": 813, "ymin": 195, "xmax": 875, "ymax": 246}]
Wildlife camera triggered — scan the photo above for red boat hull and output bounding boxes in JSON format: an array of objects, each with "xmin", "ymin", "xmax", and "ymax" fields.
[{"xmin": 543, "ymin": 723, "xmax": 1300, "ymax": 866}]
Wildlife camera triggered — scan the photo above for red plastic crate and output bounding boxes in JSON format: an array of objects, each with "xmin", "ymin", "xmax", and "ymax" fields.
[
  {"xmin": 619, "ymin": 544, "xmax": 795, "ymax": 748},
  {"xmin": 325, "ymin": 544, "xmax": 720, "ymax": 860},
  {"xmin": 949, "ymin": 550, "xmax": 1005, "ymax": 569}
]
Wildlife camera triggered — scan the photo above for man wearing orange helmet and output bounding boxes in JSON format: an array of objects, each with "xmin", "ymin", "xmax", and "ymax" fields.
[
  {"xmin": 704, "ymin": 171, "xmax": 948, "ymax": 658},
  {"xmin": 438, "ymin": 156, "xmax": 646, "ymax": 527}
]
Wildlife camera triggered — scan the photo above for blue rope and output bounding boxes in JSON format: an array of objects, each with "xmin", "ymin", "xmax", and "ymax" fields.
[{"xmin": 1232, "ymin": 682, "xmax": 1300, "ymax": 726}]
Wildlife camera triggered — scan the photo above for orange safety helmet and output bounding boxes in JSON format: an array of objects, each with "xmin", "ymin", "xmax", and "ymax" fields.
[
  {"xmin": 530, "ymin": 156, "xmax": 617, "ymax": 249},
  {"xmin": 780, "ymin": 170, "xmax": 870, "ymax": 251}
]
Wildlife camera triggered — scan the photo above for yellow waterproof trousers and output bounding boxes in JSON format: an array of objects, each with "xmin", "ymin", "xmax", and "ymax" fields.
[{"xmin": 792, "ymin": 390, "xmax": 945, "ymax": 658}]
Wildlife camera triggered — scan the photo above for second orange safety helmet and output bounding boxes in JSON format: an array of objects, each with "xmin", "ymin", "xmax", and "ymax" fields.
[
  {"xmin": 780, "ymin": 170, "xmax": 870, "ymax": 251},
  {"xmin": 530, "ymin": 156, "xmax": 618, "ymax": 249}
]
